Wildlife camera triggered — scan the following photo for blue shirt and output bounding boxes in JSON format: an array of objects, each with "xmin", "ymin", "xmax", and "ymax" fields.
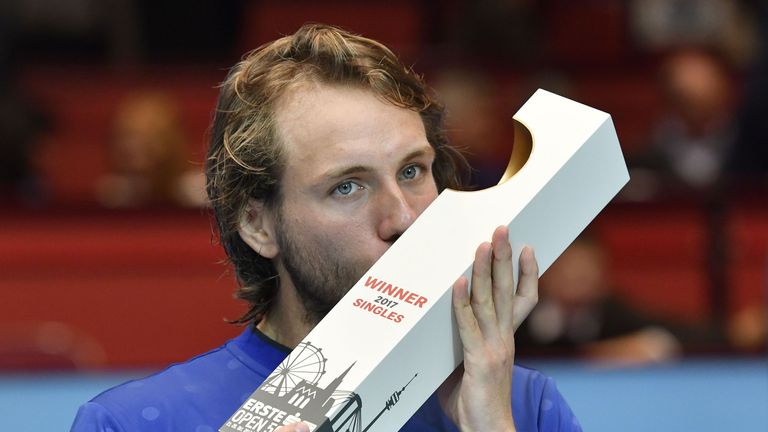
[{"xmin": 71, "ymin": 328, "xmax": 581, "ymax": 432}]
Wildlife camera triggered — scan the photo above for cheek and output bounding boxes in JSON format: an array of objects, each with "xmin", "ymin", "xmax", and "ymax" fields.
[
  {"xmin": 297, "ymin": 210, "xmax": 370, "ymax": 250},
  {"xmin": 310, "ymin": 224, "xmax": 382, "ymax": 276},
  {"xmin": 322, "ymin": 215, "xmax": 388, "ymax": 261},
  {"xmin": 413, "ymin": 187, "xmax": 439, "ymax": 215}
]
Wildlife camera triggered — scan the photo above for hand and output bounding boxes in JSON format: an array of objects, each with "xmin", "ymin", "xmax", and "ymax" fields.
[
  {"xmin": 273, "ymin": 423, "xmax": 310, "ymax": 432},
  {"xmin": 438, "ymin": 225, "xmax": 539, "ymax": 431}
]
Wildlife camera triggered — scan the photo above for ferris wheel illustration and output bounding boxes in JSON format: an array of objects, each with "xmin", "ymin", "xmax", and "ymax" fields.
[
  {"xmin": 255, "ymin": 341, "xmax": 415, "ymax": 432},
  {"xmin": 327, "ymin": 391, "xmax": 363, "ymax": 432},
  {"xmin": 261, "ymin": 341, "xmax": 328, "ymax": 397}
]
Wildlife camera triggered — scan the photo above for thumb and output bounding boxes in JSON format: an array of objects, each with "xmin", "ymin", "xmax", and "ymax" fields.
[{"xmin": 276, "ymin": 422, "xmax": 310, "ymax": 432}]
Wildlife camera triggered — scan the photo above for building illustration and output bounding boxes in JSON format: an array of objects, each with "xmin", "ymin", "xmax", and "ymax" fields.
[{"xmin": 252, "ymin": 341, "xmax": 416, "ymax": 432}]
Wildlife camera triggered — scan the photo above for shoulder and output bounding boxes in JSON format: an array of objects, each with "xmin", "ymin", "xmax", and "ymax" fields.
[
  {"xmin": 71, "ymin": 333, "xmax": 274, "ymax": 432},
  {"xmin": 512, "ymin": 363, "xmax": 566, "ymax": 405},
  {"xmin": 90, "ymin": 342, "xmax": 234, "ymax": 407},
  {"xmin": 70, "ymin": 402, "xmax": 128, "ymax": 432},
  {"xmin": 511, "ymin": 365, "xmax": 583, "ymax": 432}
]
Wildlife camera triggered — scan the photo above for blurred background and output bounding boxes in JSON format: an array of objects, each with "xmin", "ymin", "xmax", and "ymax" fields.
[{"xmin": 1, "ymin": 0, "xmax": 766, "ymax": 430}]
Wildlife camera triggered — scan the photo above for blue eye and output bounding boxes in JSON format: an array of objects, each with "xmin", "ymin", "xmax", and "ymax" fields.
[
  {"xmin": 401, "ymin": 165, "xmax": 420, "ymax": 180},
  {"xmin": 333, "ymin": 181, "xmax": 362, "ymax": 196}
]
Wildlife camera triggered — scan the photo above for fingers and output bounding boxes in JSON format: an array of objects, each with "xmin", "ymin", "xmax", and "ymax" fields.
[
  {"xmin": 452, "ymin": 276, "xmax": 483, "ymax": 353},
  {"xmin": 512, "ymin": 246, "xmax": 539, "ymax": 330},
  {"xmin": 275, "ymin": 423, "xmax": 310, "ymax": 432},
  {"xmin": 491, "ymin": 226, "xmax": 515, "ymax": 331},
  {"xmin": 470, "ymin": 241, "xmax": 500, "ymax": 339},
  {"xmin": 517, "ymin": 246, "xmax": 539, "ymax": 298},
  {"xmin": 453, "ymin": 227, "xmax": 540, "ymax": 346}
]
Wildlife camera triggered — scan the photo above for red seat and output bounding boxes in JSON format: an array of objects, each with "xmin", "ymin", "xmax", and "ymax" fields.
[
  {"xmin": 21, "ymin": 67, "xmax": 222, "ymax": 205},
  {"xmin": 239, "ymin": 1, "xmax": 423, "ymax": 59},
  {"xmin": 1, "ymin": 209, "xmax": 242, "ymax": 368},
  {"xmin": 543, "ymin": 0, "xmax": 629, "ymax": 67},
  {"xmin": 0, "ymin": 322, "xmax": 105, "ymax": 370},
  {"xmin": 727, "ymin": 202, "xmax": 768, "ymax": 315},
  {"xmin": 594, "ymin": 203, "xmax": 710, "ymax": 324}
]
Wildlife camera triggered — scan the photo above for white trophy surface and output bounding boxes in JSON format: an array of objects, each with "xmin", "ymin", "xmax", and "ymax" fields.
[{"xmin": 221, "ymin": 89, "xmax": 630, "ymax": 432}]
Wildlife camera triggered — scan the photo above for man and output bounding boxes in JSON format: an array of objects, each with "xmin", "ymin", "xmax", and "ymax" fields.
[
  {"xmin": 516, "ymin": 232, "xmax": 681, "ymax": 364},
  {"xmin": 71, "ymin": 24, "xmax": 581, "ymax": 432}
]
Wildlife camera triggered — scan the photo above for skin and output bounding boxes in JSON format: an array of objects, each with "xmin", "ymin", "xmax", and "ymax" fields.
[{"xmin": 239, "ymin": 82, "xmax": 539, "ymax": 432}]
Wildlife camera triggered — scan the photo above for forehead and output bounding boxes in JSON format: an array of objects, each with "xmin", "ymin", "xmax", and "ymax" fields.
[{"xmin": 273, "ymin": 83, "xmax": 429, "ymax": 174}]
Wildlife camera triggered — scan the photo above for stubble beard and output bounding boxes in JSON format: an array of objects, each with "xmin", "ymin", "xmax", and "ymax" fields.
[{"xmin": 274, "ymin": 210, "xmax": 368, "ymax": 327}]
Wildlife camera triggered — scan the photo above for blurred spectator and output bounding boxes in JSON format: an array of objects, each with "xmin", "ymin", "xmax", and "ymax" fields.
[
  {"xmin": 625, "ymin": 49, "xmax": 736, "ymax": 200},
  {"xmin": 433, "ymin": 0, "xmax": 542, "ymax": 65},
  {"xmin": 516, "ymin": 232, "xmax": 682, "ymax": 365},
  {"xmin": 0, "ymin": 4, "xmax": 50, "ymax": 207},
  {"xmin": 0, "ymin": 87, "xmax": 49, "ymax": 207},
  {"xmin": 134, "ymin": 0, "xmax": 244, "ymax": 63},
  {"xmin": 727, "ymin": 304, "xmax": 768, "ymax": 353},
  {"xmin": 726, "ymin": 257, "xmax": 768, "ymax": 353},
  {"xmin": 629, "ymin": 0, "xmax": 756, "ymax": 67},
  {"xmin": 96, "ymin": 92, "xmax": 207, "ymax": 208},
  {"xmin": 3, "ymin": 0, "xmax": 139, "ymax": 64},
  {"xmin": 727, "ymin": 2, "xmax": 768, "ymax": 181},
  {"xmin": 433, "ymin": 68, "xmax": 509, "ymax": 189}
]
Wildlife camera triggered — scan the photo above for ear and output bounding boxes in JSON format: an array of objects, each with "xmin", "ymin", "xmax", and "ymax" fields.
[{"xmin": 238, "ymin": 199, "xmax": 279, "ymax": 259}]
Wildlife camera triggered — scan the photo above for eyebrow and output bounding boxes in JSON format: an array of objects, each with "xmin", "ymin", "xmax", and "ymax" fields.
[{"xmin": 318, "ymin": 146, "xmax": 435, "ymax": 182}]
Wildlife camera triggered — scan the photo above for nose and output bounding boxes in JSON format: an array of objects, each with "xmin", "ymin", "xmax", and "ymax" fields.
[{"xmin": 376, "ymin": 184, "xmax": 418, "ymax": 243}]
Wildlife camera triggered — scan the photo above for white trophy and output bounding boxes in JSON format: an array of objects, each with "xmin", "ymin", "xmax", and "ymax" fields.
[{"xmin": 221, "ymin": 89, "xmax": 630, "ymax": 432}]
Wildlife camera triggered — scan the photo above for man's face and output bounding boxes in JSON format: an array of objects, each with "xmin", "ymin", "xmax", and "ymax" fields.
[{"xmin": 270, "ymin": 83, "xmax": 438, "ymax": 323}]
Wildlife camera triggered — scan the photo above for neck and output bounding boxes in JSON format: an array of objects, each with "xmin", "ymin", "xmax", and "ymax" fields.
[{"xmin": 256, "ymin": 271, "xmax": 315, "ymax": 348}]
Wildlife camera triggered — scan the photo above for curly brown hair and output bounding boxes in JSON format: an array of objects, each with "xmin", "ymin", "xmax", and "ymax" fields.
[{"xmin": 206, "ymin": 23, "xmax": 467, "ymax": 325}]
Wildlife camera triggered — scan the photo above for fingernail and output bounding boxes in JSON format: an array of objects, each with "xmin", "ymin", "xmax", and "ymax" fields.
[
  {"xmin": 295, "ymin": 423, "xmax": 310, "ymax": 432},
  {"xmin": 521, "ymin": 246, "xmax": 536, "ymax": 273}
]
